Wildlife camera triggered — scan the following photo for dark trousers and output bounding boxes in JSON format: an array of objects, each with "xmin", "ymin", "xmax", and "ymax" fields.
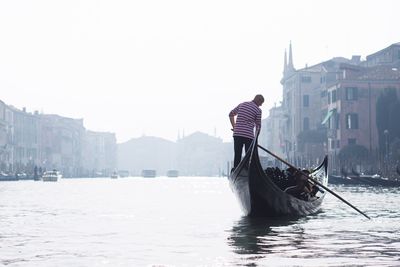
[{"xmin": 233, "ymin": 136, "xmax": 253, "ymax": 169}]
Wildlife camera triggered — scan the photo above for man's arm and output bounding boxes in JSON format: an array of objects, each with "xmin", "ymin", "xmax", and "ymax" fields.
[
  {"xmin": 229, "ymin": 105, "xmax": 239, "ymax": 130},
  {"xmin": 229, "ymin": 115, "xmax": 235, "ymax": 130},
  {"xmin": 255, "ymin": 110, "xmax": 262, "ymax": 133}
]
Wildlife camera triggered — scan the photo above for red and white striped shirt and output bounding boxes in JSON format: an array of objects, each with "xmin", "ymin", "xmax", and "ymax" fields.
[{"xmin": 229, "ymin": 101, "xmax": 262, "ymax": 139}]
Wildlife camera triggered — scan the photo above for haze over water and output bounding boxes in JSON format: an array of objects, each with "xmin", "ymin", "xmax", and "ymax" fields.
[{"xmin": 0, "ymin": 178, "xmax": 399, "ymax": 266}]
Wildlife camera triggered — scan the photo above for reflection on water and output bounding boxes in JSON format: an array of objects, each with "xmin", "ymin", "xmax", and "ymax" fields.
[
  {"xmin": 228, "ymin": 216, "xmax": 306, "ymax": 255},
  {"xmin": 227, "ymin": 190, "xmax": 400, "ymax": 267}
]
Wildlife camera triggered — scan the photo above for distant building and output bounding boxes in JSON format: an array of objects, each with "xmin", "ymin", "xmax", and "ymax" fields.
[
  {"xmin": 83, "ymin": 130, "xmax": 117, "ymax": 177},
  {"xmin": 273, "ymin": 41, "xmax": 400, "ymax": 174},
  {"xmin": 9, "ymin": 106, "xmax": 41, "ymax": 174},
  {"xmin": 117, "ymin": 132, "xmax": 231, "ymax": 177},
  {"xmin": 280, "ymin": 43, "xmax": 350, "ymax": 166},
  {"xmin": 176, "ymin": 131, "xmax": 228, "ymax": 176},
  {"xmin": 40, "ymin": 114, "xmax": 85, "ymax": 177},
  {"xmin": 117, "ymin": 136, "xmax": 176, "ymax": 176},
  {"xmin": 0, "ymin": 99, "xmax": 118, "ymax": 177},
  {"xmin": 0, "ymin": 100, "xmax": 13, "ymax": 171},
  {"xmin": 362, "ymin": 43, "xmax": 400, "ymax": 67},
  {"xmin": 259, "ymin": 104, "xmax": 285, "ymax": 159},
  {"xmin": 324, "ymin": 63, "xmax": 400, "ymax": 173}
]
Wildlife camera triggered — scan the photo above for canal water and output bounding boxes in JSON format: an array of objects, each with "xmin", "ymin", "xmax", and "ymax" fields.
[{"xmin": 0, "ymin": 177, "xmax": 399, "ymax": 266}]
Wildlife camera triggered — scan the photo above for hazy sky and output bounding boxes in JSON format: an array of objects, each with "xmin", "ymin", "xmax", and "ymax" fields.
[{"xmin": 1, "ymin": 0, "xmax": 398, "ymax": 143}]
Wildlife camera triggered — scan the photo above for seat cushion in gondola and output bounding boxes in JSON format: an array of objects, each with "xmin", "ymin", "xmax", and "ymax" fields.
[{"xmin": 264, "ymin": 167, "xmax": 296, "ymax": 191}]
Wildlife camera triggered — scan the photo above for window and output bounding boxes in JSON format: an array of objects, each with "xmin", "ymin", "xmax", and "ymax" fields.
[
  {"xmin": 301, "ymin": 76, "xmax": 311, "ymax": 83},
  {"xmin": 334, "ymin": 113, "xmax": 340, "ymax": 129},
  {"xmin": 303, "ymin": 117, "xmax": 310, "ymax": 131},
  {"xmin": 329, "ymin": 112, "xmax": 340, "ymax": 130},
  {"xmin": 345, "ymin": 87, "xmax": 358, "ymax": 100},
  {"xmin": 348, "ymin": 138, "xmax": 356, "ymax": 145},
  {"xmin": 286, "ymin": 92, "xmax": 291, "ymax": 108},
  {"xmin": 336, "ymin": 140, "xmax": 340, "ymax": 148},
  {"xmin": 303, "ymin": 95, "xmax": 309, "ymax": 107},
  {"xmin": 328, "ymin": 93, "xmax": 331, "ymax": 104},
  {"xmin": 330, "ymin": 139, "xmax": 335, "ymax": 149},
  {"xmin": 332, "ymin": 89, "xmax": 337, "ymax": 102},
  {"xmin": 346, "ymin": 113, "xmax": 359, "ymax": 129}
]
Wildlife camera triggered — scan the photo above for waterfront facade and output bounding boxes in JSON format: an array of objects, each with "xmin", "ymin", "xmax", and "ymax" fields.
[
  {"xmin": 268, "ymin": 42, "xmax": 400, "ymax": 175},
  {"xmin": 279, "ymin": 44, "xmax": 350, "ymax": 167},
  {"xmin": 0, "ymin": 102, "xmax": 117, "ymax": 177},
  {"xmin": 325, "ymin": 63, "xmax": 400, "ymax": 174},
  {"xmin": 0, "ymin": 100, "xmax": 13, "ymax": 172},
  {"xmin": 40, "ymin": 114, "xmax": 86, "ymax": 177},
  {"xmin": 10, "ymin": 107, "xmax": 41, "ymax": 176}
]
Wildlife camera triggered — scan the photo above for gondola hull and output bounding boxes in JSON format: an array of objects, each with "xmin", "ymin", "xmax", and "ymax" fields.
[{"xmin": 229, "ymin": 142, "xmax": 328, "ymax": 217}]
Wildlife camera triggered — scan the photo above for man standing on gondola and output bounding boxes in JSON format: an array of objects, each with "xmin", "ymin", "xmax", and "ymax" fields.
[{"xmin": 229, "ymin": 94, "xmax": 264, "ymax": 170}]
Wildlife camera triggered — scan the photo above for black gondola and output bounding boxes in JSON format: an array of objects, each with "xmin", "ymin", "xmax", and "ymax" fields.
[{"xmin": 228, "ymin": 139, "xmax": 328, "ymax": 217}]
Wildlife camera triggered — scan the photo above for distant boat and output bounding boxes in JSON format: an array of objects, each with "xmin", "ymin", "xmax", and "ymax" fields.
[
  {"xmin": 329, "ymin": 174, "xmax": 400, "ymax": 187},
  {"xmin": 142, "ymin": 169, "xmax": 156, "ymax": 178},
  {"xmin": 0, "ymin": 172, "xmax": 17, "ymax": 181},
  {"xmin": 16, "ymin": 172, "xmax": 28, "ymax": 180},
  {"xmin": 42, "ymin": 170, "xmax": 62, "ymax": 182},
  {"xmin": 166, "ymin": 170, "xmax": 179, "ymax": 177},
  {"xmin": 111, "ymin": 171, "xmax": 119, "ymax": 179},
  {"xmin": 118, "ymin": 170, "xmax": 130, "ymax": 177}
]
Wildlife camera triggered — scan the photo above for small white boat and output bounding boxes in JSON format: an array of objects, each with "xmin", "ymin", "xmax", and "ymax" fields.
[{"xmin": 42, "ymin": 170, "xmax": 62, "ymax": 182}]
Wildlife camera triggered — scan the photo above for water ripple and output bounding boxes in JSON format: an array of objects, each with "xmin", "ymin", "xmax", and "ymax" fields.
[{"xmin": 1, "ymin": 179, "xmax": 399, "ymax": 266}]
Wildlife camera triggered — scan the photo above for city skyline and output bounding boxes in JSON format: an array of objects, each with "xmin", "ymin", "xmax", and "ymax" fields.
[{"xmin": 1, "ymin": 0, "xmax": 399, "ymax": 143}]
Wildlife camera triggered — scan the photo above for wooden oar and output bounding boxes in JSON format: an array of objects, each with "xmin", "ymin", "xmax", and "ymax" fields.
[{"xmin": 257, "ymin": 144, "xmax": 371, "ymax": 220}]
